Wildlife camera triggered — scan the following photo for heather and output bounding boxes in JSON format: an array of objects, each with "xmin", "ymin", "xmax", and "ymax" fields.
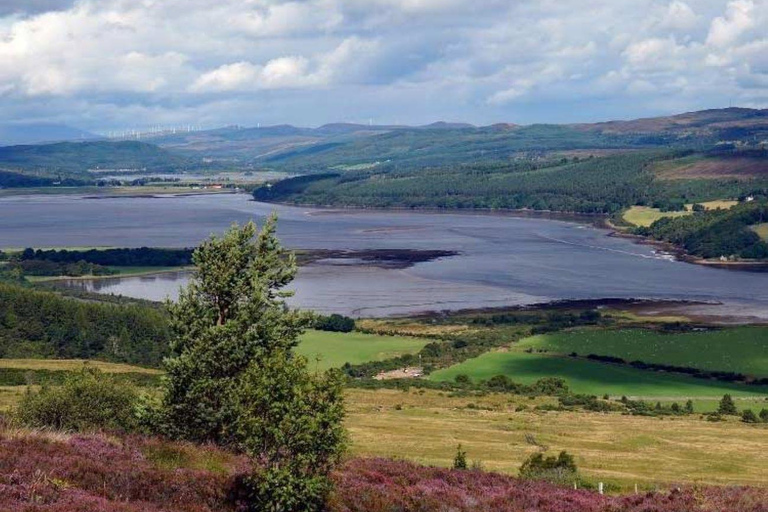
[
  {"xmin": 331, "ymin": 458, "xmax": 768, "ymax": 512},
  {"xmin": 1, "ymin": 430, "xmax": 767, "ymax": 512},
  {"xmin": 0, "ymin": 430, "xmax": 247, "ymax": 512}
]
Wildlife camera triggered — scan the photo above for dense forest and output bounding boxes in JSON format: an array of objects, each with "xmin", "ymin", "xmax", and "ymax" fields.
[
  {"xmin": 0, "ymin": 283, "xmax": 169, "ymax": 365},
  {"xmin": 19, "ymin": 247, "xmax": 194, "ymax": 267},
  {"xmin": 636, "ymin": 200, "xmax": 768, "ymax": 259}
]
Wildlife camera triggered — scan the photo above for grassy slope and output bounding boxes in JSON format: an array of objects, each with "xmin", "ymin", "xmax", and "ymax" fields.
[
  {"xmin": 346, "ymin": 388, "xmax": 768, "ymax": 487},
  {"xmin": 296, "ymin": 329, "xmax": 429, "ymax": 371},
  {"xmin": 622, "ymin": 206, "xmax": 689, "ymax": 227},
  {"xmin": 517, "ymin": 327, "xmax": 768, "ymax": 377},
  {"xmin": 428, "ymin": 350, "xmax": 768, "ymax": 398},
  {"xmin": 750, "ymin": 222, "xmax": 768, "ymax": 241}
]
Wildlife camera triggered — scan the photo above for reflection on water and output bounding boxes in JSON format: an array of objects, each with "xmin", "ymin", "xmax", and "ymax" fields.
[{"xmin": 58, "ymin": 264, "xmax": 544, "ymax": 317}]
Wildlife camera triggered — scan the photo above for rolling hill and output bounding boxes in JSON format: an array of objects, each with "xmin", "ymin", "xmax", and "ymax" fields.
[{"xmin": 0, "ymin": 140, "xmax": 191, "ymax": 177}]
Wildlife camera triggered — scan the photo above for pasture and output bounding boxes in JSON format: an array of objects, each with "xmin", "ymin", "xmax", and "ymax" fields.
[
  {"xmin": 517, "ymin": 326, "xmax": 768, "ymax": 377},
  {"xmin": 345, "ymin": 388, "xmax": 768, "ymax": 488},
  {"xmin": 622, "ymin": 206, "xmax": 688, "ymax": 227},
  {"xmin": 296, "ymin": 329, "xmax": 430, "ymax": 371},
  {"xmin": 428, "ymin": 350, "xmax": 768, "ymax": 398}
]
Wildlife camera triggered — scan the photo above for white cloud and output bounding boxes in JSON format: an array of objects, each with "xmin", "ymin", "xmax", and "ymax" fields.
[
  {"xmin": 0, "ymin": 0, "xmax": 766, "ymax": 129},
  {"xmin": 706, "ymin": 0, "xmax": 755, "ymax": 47}
]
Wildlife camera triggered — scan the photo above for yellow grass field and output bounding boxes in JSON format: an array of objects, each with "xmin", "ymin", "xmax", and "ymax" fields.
[
  {"xmin": 750, "ymin": 222, "xmax": 768, "ymax": 241},
  {"xmin": 623, "ymin": 200, "xmax": 738, "ymax": 227},
  {"xmin": 0, "ymin": 359, "xmax": 161, "ymax": 374},
  {"xmin": 345, "ymin": 389, "xmax": 768, "ymax": 489}
]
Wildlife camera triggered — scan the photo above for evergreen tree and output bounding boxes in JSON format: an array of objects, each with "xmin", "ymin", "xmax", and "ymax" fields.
[
  {"xmin": 717, "ymin": 394, "xmax": 738, "ymax": 416},
  {"xmin": 453, "ymin": 444, "xmax": 468, "ymax": 470},
  {"xmin": 158, "ymin": 216, "xmax": 346, "ymax": 510}
]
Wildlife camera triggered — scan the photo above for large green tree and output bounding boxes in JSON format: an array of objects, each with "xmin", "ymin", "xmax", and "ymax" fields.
[{"xmin": 159, "ymin": 215, "xmax": 345, "ymax": 510}]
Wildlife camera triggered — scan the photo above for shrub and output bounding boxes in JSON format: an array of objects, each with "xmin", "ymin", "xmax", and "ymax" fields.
[
  {"xmin": 519, "ymin": 451, "xmax": 579, "ymax": 486},
  {"xmin": 16, "ymin": 367, "xmax": 138, "ymax": 432},
  {"xmin": 742, "ymin": 409, "xmax": 759, "ymax": 423},
  {"xmin": 453, "ymin": 444, "xmax": 468, "ymax": 470},
  {"xmin": 760, "ymin": 408, "xmax": 768, "ymax": 422},
  {"xmin": 314, "ymin": 314, "xmax": 356, "ymax": 333}
]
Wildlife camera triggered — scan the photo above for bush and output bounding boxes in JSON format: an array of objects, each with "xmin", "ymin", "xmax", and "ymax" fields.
[
  {"xmin": 314, "ymin": 314, "xmax": 355, "ymax": 333},
  {"xmin": 519, "ymin": 451, "xmax": 579, "ymax": 486},
  {"xmin": 742, "ymin": 409, "xmax": 759, "ymax": 423},
  {"xmin": 453, "ymin": 444, "xmax": 468, "ymax": 470},
  {"xmin": 16, "ymin": 367, "xmax": 139, "ymax": 432}
]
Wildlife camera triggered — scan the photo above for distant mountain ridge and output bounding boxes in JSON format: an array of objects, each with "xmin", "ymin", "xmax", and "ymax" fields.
[
  {"xmin": 0, "ymin": 123, "xmax": 99, "ymax": 147},
  {"xmin": 2, "ymin": 107, "xmax": 767, "ymax": 176}
]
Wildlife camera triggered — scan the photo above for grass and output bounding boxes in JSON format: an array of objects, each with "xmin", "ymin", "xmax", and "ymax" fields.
[
  {"xmin": 428, "ymin": 350, "xmax": 768, "ymax": 398},
  {"xmin": 25, "ymin": 265, "xmax": 190, "ymax": 282},
  {"xmin": 622, "ymin": 201, "xmax": 738, "ymax": 227},
  {"xmin": 0, "ymin": 358, "xmax": 160, "ymax": 374},
  {"xmin": 622, "ymin": 206, "xmax": 689, "ymax": 227},
  {"xmin": 516, "ymin": 326, "xmax": 768, "ymax": 377},
  {"xmin": 750, "ymin": 222, "xmax": 768, "ymax": 241},
  {"xmin": 345, "ymin": 388, "xmax": 768, "ymax": 488},
  {"xmin": 297, "ymin": 329, "xmax": 429, "ymax": 371}
]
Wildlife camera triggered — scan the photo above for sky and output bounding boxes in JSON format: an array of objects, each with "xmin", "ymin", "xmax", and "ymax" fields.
[{"xmin": 0, "ymin": 0, "xmax": 767, "ymax": 132}]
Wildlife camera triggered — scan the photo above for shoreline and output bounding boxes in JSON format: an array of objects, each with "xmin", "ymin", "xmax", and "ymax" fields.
[{"xmin": 255, "ymin": 197, "xmax": 768, "ymax": 272}]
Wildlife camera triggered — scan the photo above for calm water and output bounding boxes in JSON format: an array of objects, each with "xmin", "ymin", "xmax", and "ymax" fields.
[{"xmin": 3, "ymin": 193, "xmax": 768, "ymax": 318}]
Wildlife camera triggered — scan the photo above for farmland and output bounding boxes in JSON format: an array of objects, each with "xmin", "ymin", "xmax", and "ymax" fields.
[
  {"xmin": 516, "ymin": 327, "xmax": 768, "ymax": 377},
  {"xmin": 297, "ymin": 329, "xmax": 429, "ymax": 371},
  {"xmin": 622, "ymin": 206, "xmax": 689, "ymax": 227},
  {"xmin": 428, "ymin": 350, "xmax": 768, "ymax": 397},
  {"xmin": 622, "ymin": 200, "xmax": 739, "ymax": 227}
]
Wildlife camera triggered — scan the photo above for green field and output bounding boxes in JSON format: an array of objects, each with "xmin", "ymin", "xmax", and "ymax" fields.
[
  {"xmin": 429, "ymin": 350, "xmax": 768, "ymax": 398},
  {"xmin": 517, "ymin": 327, "xmax": 768, "ymax": 377},
  {"xmin": 296, "ymin": 330, "xmax": 429, "ymax": 371},
  {"xmin": 25, "ymin": 265, "xmax": 189, "ymax": 282}
]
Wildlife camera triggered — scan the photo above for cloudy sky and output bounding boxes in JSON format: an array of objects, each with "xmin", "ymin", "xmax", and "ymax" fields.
[{"xmin": 1, "ymin": 0, "xmax": 767, "ymax": 131}]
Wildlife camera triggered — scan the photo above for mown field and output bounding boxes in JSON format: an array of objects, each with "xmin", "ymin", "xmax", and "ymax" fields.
[
  {"xmin": 517, "ymin": 326, "xmax": 768, "ymax": 377},
  {"xmin": 429, "ymin": 350, "xmax": 768, "ymax": 398},
  {"xmin": 297, "ymin": 329, "xmax": 429, "ymax": 371},
  {"xmin": 622, "ymin": 200, "xmax": 738, "ymax": 227},
  {"xmin": 346, "ymin": 388, "xmax": 768, "ymax": 488}
]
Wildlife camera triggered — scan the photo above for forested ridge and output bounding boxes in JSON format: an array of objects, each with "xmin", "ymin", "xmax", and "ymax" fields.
[
  {"xmin": 255, "ymin": 150, "xmax": 768, "ymax": 214},
  {"xmin": 0, "ymin": 283, "xmax": 169, "ymax": 365}
]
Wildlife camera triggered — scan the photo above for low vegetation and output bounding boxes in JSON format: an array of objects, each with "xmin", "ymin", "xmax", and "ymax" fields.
[
  {"xmin": 517, "ymin": 326, "xmax": 768, "ymax": 378},
  {"xmin": 297, "ymin": 330, "xmax": 429, "ymax": 371}
]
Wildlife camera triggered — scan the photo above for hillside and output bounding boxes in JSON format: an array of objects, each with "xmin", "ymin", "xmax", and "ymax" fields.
[{"xmin": 0, "ymin": 140, "xmax": 190, "ymax": 177}]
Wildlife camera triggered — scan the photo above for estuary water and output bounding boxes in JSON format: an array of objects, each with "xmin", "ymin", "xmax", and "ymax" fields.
[{"xmin": 2, "ymin": 193, "xmax": 767, "ymax": 318}]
